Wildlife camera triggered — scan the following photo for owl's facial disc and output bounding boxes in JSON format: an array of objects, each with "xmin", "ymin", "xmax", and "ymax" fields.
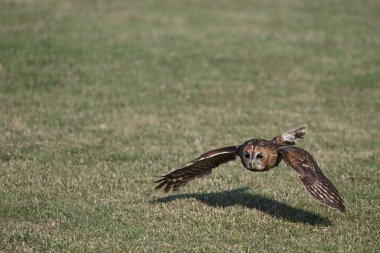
[{"xmin": 241, "ymin": 145, "xmax": 268, "ymax": 171}]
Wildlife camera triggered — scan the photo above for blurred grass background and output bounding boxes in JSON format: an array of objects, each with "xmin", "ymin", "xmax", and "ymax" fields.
[{"xmin": 0, "ymin": 0, "xmax": 379, "ymax": 251}]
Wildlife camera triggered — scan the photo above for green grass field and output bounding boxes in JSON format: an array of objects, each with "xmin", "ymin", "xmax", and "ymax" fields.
[{"xmin": 1, "ymin": 0, "xmax": 379, "ymax": 251}]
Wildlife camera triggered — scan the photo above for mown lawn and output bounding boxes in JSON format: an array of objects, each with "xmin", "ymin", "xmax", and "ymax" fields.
[{"xmin": 0, "ymin": 0, "xmax": 379, "ymax": 251}]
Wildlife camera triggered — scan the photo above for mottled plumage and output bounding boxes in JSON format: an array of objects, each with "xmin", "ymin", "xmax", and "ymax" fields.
[{"xmin": 155, "ymin": 125, "xmax": 345, "ymax": 212}]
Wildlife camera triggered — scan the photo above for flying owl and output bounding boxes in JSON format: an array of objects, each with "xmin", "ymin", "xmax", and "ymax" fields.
[{"xmin": 155, "ymin": 126, "xmax": 345, "ymax": 212}]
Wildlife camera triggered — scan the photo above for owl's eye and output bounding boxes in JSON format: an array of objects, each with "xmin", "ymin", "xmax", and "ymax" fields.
[
  {"xmin": 244, "ymin": 153, "xmax": 250, "ymax": 159},
  {"xmin": 256, "ymin": 153, "xmax": 263, "ymax": 159}
]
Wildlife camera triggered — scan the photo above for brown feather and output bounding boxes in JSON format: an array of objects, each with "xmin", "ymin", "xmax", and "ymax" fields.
[
  {"xmin": 154, "ymin": 146, "xmax": 238, "ymax": 192},
  {"xmin": 279, "ymin": 146, "xmax": 345, "ymax": 213},
  {"xmin": 272, "ymin": 125, "xmax": 308, "ymax": 145}
]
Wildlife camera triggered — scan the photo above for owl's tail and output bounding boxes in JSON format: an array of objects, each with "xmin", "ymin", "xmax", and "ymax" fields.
[{"xmin": 272, "ymin": 125, "xmax": 308, "ymax": 145}]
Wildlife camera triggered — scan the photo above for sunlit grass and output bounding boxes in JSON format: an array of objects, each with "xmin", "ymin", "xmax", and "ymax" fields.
[{"xmin": 0, "ymin": 0, "xmax": 379, "ymax": 251}]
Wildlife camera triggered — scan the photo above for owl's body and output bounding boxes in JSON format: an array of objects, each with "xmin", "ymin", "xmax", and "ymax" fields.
[{"xmin": 155, "ymin": 126, "xmax": 346, "ymax": 213}]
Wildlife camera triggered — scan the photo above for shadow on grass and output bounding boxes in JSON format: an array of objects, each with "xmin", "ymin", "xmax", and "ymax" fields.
[{"xmin": 151, "ymin": 187, "xmax": 331, "ymax": 226}]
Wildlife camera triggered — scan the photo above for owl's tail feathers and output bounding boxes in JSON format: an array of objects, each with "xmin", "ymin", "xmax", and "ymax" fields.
[{"xmin": 272, "ymin": 125, "xmax": 308, "ymax": 145}]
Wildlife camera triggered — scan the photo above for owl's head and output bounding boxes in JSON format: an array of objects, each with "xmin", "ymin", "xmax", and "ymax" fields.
[{"xmin": 239, "ymin": 142, "xmax": 277, "ymax": 171}]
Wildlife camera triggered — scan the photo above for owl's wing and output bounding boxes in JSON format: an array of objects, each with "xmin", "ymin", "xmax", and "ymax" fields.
[
  {"xmin": 279, "ymin": 146, "xmax": 345, "ymax": 212},
  {"xmin": 155, "ymin": 146, "xmax": 238, "ymax": 192},
  {"xmin": 272, "ymin": 125, "xmax": 308, "ymax": 145}
]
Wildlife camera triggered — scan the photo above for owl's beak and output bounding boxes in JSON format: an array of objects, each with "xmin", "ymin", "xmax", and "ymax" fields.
[
  {"xmin": 245, "ymin": 161, "xmax": 256, "ymax": 171},
  {"xmin": 247, "ymin": 161, "xmax": 270, "ymax": 172},
  {"xmin": 250, "ymin": 159, "xmax": 257, "ymax": 169}
]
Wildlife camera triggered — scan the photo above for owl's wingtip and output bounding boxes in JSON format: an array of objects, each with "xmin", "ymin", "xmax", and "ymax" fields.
[{"xmin": 278, "ymin": 125, "xmax": 308, "ymax": 144}]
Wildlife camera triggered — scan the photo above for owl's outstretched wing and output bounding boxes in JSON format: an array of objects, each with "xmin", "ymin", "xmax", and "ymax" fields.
[
  {"xmin": 272, "ymin": 125, "xmax": 308, "ymax": 145},
  {"xmin": 155, "ymin": 146, "xmax": 238, "ymax": 192},
  {"xmin": 279, "ymin": 146, "xmax": 345, "ymax": 212}
]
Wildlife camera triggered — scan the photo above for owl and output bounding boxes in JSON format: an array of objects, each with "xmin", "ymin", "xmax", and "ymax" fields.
[{"xmin": 155, "ymin": 125, "xmax": 345, "ymax": 213}]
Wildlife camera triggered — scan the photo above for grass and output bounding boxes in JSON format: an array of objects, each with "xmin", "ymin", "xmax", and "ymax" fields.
[{"xmin": 0, "ymin": 0, "xmax": 379, "ymax": 251}]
